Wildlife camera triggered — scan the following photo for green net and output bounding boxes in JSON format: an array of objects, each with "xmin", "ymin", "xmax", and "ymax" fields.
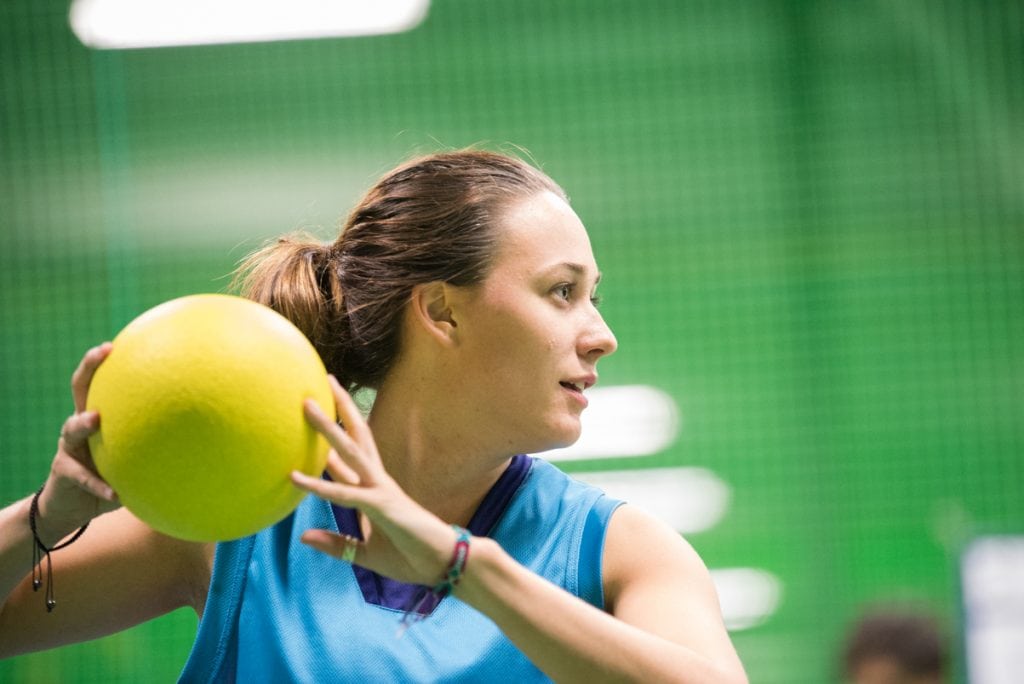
[{"xmin": 2, "ymin": 1, "xmax": 1021, "ymax": 681}]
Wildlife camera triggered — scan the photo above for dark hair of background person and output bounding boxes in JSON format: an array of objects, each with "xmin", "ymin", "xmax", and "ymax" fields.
[{"xmin": 841, "ymin": 608, "xmax": 949, "ymax": 683}]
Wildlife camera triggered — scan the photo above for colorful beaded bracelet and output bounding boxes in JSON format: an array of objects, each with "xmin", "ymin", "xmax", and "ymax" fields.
[
  {"xmin": 397, "ymin": 525, "xmax": 472, "ymax": 636},
  {"xmin": 432, "ymin": 525, "xmax": 471, "ymax": 598}
]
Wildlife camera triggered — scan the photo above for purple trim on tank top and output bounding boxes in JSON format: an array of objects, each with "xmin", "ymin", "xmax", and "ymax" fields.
[{"xmin": 329, "ymin": 453, "xmax": 533, "ymax": 615}]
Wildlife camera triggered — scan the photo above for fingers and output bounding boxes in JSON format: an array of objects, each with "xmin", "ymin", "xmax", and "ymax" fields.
[
  {"xmin": 303, "ymin": 397, "xmax": 357, "ymax": 450},
  {"xmin": 328, "ymin": 375, "xmax": 374, "ymax": 447},
  {"xmin": 326, "ymin": 450, "xmax": 362, "ymax": 485},
  {"xmin": 59, "ymin": 410, "xmax": 100, "ymax": 453},
  {"xmin": 304, "ymin": 396, "xmax": 378, "ymax": 485},
  {"xmin": 53, "ymin": 452, "xmax": 118, "ymax": 503},
  {"xmin": 56, "ymin": 411, "xmax": 117, "ymax": 502},
  {"xmin": 291, "ymin": 469, "xmax": 374, "ymax": 509},
  {"xmin": 71, "ymin": 342, "xmax": 112, "ymax": 412},
  {"xmin": 300, "ymin": 529, "xmax": 362, "ymax": 565}
]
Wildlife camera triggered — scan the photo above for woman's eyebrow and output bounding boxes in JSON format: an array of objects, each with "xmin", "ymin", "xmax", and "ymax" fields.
[{"xmin": 543, "ymin": 262, "xmax": 603, "ymax": 284}]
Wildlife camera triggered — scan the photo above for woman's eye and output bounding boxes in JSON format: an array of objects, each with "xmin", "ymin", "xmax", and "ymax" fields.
[{"xmin": 551, "ymin": 283, "xmax": 602, "ymax": 306}]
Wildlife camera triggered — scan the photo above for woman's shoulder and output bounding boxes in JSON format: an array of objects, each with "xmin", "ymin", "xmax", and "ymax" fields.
[
  {"xmin": 528, "ymin": 457, "xmax": 606, "ymax": 493},
  {"xmin": 524, "ymin": 457, "xmax": 623, "ymax": 514}
]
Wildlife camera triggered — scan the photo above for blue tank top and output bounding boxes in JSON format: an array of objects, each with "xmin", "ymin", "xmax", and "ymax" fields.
[{"xmin": 179, "ymin": 456, "xmax": 622, "ymax": 682}]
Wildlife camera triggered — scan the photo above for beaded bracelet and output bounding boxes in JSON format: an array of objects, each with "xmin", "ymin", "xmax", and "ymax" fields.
[
  {"xmin": 432, "ymin": 525, "xmax": 471, "ymax": 599},
  {"xmin": 397, "ymin": 525, "xmax": 471, "ymax": 636},
  {"xmin": 29, "ymin": 485, "xmax": 91, "ymax": 612}
]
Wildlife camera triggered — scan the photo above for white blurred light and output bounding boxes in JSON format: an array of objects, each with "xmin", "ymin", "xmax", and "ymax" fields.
[
  {"xmin": 961, "ymin": 536, "xmax": 1024, "ymax": 684},
  {"xmin": 572, "ymin": 467, "xmax": 730, "ymax": 534},
  {"xmin": 69, "ymin": 0, "xmax": 430, "ymax": 49},
  {"xmin": 711, "ymin": 568, "xmax": 783, "ymax": 631},
  {"xmin": 544, "ymin": 385, "xmax": 680, "ymax": 461}
]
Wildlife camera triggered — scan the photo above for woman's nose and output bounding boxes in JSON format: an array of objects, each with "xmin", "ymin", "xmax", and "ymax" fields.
[{"xmin": 581, "ymin": 310, "xmax": 618, "ymax": 360}]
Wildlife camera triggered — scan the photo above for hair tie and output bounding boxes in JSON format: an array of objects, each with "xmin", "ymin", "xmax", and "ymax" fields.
[{"xmin": 29, "ymin": 485, "xmax": 91, "ymax": 612}]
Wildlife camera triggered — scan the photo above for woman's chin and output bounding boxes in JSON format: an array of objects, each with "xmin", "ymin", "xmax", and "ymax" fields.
[{"xmin": 534, "ymin": 423, "xmax": 582, "ymax": 453}]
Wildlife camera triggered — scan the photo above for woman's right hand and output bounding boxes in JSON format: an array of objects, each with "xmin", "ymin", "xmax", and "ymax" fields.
[{"xmin": 34, "ymin": 342, "xmax": 121, "ymax": 546}]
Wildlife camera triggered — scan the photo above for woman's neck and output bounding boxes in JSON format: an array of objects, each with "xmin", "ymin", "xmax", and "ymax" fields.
[{"xmin": 366, "ymin": 382, "xmax": 513, "ymax": 527}]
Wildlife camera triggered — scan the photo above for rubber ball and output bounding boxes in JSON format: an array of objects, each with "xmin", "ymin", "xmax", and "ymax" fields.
[{"xmin": 86, "ymin": 294, "xmax": 334, "ymax": 541}]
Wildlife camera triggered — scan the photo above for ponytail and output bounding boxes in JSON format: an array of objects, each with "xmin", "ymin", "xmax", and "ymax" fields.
[
  {"xmin": 232, "ymin": 233, "xmax": 349, "ymax": 385},
  {"xmin": 233, "ymin": 149, "xmax": 565, "ymax": 392}
]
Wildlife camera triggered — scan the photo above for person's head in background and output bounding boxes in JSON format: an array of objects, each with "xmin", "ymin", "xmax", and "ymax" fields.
[{"xmin": 841, "ymin": 608, "xmax": 948, "ymax": 684}]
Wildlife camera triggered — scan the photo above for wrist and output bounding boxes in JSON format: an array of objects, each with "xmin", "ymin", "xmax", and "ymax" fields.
[
  {"xmin": 451, "ymin": 535, "xmax": 506, "ymax": 606},
  {"xmin": 32, "ymin": 486, "xmax": 87, "ymax": 548},
  {"xmin": 28, "ymin": 484, "xmax": 92, "ymax": 613},
  {"xmin": 397, "ymin": 524, "xmax": 472, "ymax": 633},
  {"xmin": 431, "ymin": 525, "xmax": 470, "ymax": 597}
]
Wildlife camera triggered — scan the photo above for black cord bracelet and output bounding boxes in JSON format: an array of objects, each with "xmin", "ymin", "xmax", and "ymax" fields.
[{"xmin": 29, "ymin": 484, "xmax": 90, "ymax": 612}]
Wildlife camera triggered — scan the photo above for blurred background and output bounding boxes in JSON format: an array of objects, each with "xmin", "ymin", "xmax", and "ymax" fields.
[{"xmin": 2, "ymin": 1, "xmax": 1022, "ymax": 681}]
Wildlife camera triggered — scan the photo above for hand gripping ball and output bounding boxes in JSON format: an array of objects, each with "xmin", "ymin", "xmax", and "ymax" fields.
[{"xmin": 86, "ymin": 294, "xmax": 335, "ymax": 541}]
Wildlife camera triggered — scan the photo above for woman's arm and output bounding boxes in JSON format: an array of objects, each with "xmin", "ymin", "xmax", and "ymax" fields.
[
  {"xmin": 455, "ymin": 505, "xmax": 747, "ymax": 683},
  {"xmin": 294, "ymin": 377, "xmax": 747, "ymax": 683},
  {"xmin": 0, "ymin": 344, "xmax": 212, "ymax": 659},
  {"xmin": 0, "ymin": 506, "xmax": 212, "ymax": 658}
]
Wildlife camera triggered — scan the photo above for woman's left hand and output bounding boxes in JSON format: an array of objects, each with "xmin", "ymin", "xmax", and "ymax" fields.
[{"xmin": 290, "ymin": 375, "xmax": 457, "ymax": 585}]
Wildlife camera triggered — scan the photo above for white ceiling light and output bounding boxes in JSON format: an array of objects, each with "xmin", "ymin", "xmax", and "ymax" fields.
[{"xmin": 69, "ymin": 0, "xmax": 430, "ymax": 49}]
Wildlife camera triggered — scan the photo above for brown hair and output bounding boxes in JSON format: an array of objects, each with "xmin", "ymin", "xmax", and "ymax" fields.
[
  {"xmin": 842, "ymin": 609, "xmax": 948, "ymax": 680},
  {"xmin": 234, "ymin": 149, "xmax": 566, "ymax": 390}
]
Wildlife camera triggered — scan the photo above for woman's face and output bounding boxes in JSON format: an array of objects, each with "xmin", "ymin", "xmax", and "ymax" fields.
[{"xmin": 452, "ymin": 190, "xmax": 618, "ymax": 454}]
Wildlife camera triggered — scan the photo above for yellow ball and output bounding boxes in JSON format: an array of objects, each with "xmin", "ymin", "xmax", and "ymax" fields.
[{"xmin": 86, "ymin": 294, "xmax": 334, "ymax": 542}]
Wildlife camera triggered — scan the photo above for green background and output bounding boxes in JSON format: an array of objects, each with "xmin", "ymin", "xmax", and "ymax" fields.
[{"xmin": 2, "ymin": 1, "xmax": 1022, "ymax": 681}]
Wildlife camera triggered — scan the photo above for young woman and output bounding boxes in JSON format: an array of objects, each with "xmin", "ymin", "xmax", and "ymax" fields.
[{"xmin": 0, "ymin": 150, "xmax": 747, "ymax": 682}]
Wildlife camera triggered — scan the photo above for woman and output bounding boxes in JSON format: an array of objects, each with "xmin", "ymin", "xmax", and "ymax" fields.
[{"xmin": 0, "ymin": 150, "xmax": 747, "ymax": 682}]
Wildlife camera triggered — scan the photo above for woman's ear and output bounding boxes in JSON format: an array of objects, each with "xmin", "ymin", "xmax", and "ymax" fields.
[{"xmin": 410, "ymin": 281, "xmax": 458, "ymax": 345}]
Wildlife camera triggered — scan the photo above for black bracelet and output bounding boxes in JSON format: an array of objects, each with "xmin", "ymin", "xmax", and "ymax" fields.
[{"xmin": 29, "ymin": 484, "xmax": 90, "ymax": 612}]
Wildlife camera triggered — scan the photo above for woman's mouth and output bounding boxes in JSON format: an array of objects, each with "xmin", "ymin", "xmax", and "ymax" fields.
[{"xmin": 559, "ymin": 381, "xmax": 589, "ymax": 408}]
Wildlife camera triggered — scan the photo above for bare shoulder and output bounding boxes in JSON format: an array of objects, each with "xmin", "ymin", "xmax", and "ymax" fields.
[
  {"xmin": 602, "ymin": 504, "xmax": 745, "ymax": 674},
  {"xmin": 602, "ymin": 503, "xmax": 714, "ymax": 608}
]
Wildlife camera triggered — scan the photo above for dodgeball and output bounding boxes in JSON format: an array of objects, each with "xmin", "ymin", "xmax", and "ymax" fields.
[{"xmin": 86, "ymin": 294, "xmax": 335, "ymax": 541}]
